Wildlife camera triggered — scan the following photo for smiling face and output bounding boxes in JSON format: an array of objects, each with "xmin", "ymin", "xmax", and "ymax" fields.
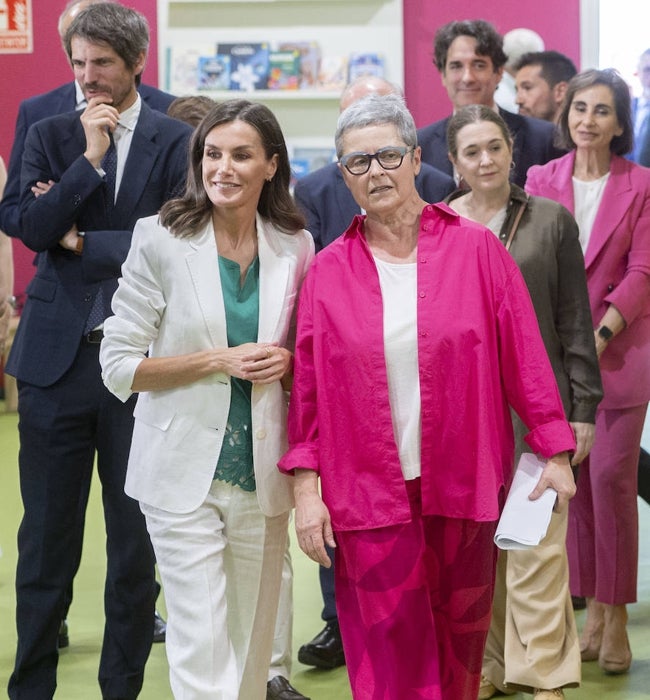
[
  {"xmin": 202, "ymin": 120, "xmax": 278, "ymax": 213},
  {"xmin": 338, "ymin": 123, "xmax": 420, "ymax": 217},
  {"xmin": 568, "ymin": 84, "xmax": 623, "ymax": 155},
  {"xmin": 71, "ymin": 36, "xmax": 143, "ymax": 111},
  {"xmin": 450, "ymin": 120, "xmax": 513, "ymax": 194},
  {"xmin": 441, "ymin": 35, "xmax": 503, "ymax": 109}
]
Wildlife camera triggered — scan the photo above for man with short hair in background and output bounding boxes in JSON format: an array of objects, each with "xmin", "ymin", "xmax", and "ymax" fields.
[
  {"xmin": 418, "ymin": 19, "xmax": 562, "ymax": 188},
  {"xmin": 515, "ymin": 50, "xmax": 577, "ymax": 123},
  {"xmin": 631, "ymin": 48, "xmax": 650, "ymax": 166},
  {"xmin": 5, "ymin": 4, "xmax": 190, "ymax": 698}
]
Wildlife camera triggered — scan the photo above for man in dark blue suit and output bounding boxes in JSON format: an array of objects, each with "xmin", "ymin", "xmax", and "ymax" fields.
[
  {"xmin": 0, "ymin": 0, "xmax": 174, "ymax": 651},
  {"xmin": 293, "ymin": 77, "xmax": 454, "ymax": 670},
  {"xmin": 0, "ymin": 0, "xmax": 175, "ymax": 238},
  {"xmin": 5, "ymin": 5, "xmax": 191, "ymax": 699},
  {"xmin": 417, "ymin": 19, "xmax": 563, "ymax": 188}
]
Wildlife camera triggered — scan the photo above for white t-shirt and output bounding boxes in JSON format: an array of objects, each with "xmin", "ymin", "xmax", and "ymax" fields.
[
  {"xmin": 374, "ymin": 256, "xmax": 421, "ymax": 481},
  {"xmin": 573, "ymin": 172, "xmax": 610, "ymax": 253}
]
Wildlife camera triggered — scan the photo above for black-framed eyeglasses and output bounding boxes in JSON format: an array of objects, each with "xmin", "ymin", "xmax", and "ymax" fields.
[{"xmin": 339, "ymin": 146, "xmax": 415, "ymax": 175}]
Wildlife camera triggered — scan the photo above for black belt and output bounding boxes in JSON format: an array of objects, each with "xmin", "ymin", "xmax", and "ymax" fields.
[{"xmin": 83, "ymin": 329, "xmax": 104, "ymax": 344}]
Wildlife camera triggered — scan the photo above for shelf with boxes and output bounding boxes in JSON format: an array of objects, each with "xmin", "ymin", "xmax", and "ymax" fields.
[{"xmin": 157, "ymin": 0, "xmax": 404, "ymax": 143}]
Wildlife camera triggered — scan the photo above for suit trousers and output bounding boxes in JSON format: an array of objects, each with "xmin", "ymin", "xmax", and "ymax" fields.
[
  {"xmin": 268, "ymin": 538, "xmax": 293, "ymax": 680},
  {"xmin": 567, "ymin": 403, "xmax": 647, "ymax": 604},
  {"xmin": 482, "ymin": 508, "xmax": 581, "ymax": 694},
  {"xmin": 318, "ymin": 546, "xmax": 337, "ymax": 622},
  {"xmin": 9, "ymin": 341, "xmax": 156, "ymax": 700},
  {"xmin": 141, "ymin": 479, "xmax": 288, "ymax": 700},
  {"xmin": 334, "ymin": 478, "xmax": 498, "ymax": 700}
]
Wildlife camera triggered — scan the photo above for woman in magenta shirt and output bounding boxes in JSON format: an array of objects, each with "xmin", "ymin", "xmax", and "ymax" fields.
[{"xmin": 279, "ymin": 94, "xmax": 577, "ymax": 700}]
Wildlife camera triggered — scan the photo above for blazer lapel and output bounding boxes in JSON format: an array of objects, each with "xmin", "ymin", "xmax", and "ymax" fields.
[
  {"xmin": 257, "ymin": 215, "xmax": 291, "ymax": 343},
  {"xmin": 541, "ymin": 151, "xmax": 576, "ymax": 213},
  {"xmin": 115, "ymin": 103, "xmax": 160, "ymax": 221},
  {"xmin": 185, "ymin": 222, "xmax": 229, "ymax": 349},
  {"xmin": 583, "ymin": 156, "xmax": 635, "ymax": 269}
]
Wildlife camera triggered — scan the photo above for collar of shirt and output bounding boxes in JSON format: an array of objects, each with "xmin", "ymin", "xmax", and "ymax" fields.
[
  {"xmin": 108, "ymin": 95, "xmax": 142, "ymax": 202},
  {"xmin": 74, "ymin": 80, "xmax": 86, "ymax": 110},
  {"xmin": 116, "ymin": 94, "xmax": 141, "ymax": 136}
]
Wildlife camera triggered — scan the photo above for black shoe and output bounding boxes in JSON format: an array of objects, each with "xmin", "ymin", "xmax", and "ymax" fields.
[
  {"xmin": 266, "ymin": 676, "xmax": 311, "ymax": 700},
  {"xmin": 57, "ymin": 619, "xmax": 69, "ymax": 649},
  {"xmin": 153, "ymin": 610, "xmax": 166, "ymax": 643},
  {"xmin": 572, "ymin": 595, "xmax": 587, "ymax": 611},
  {"xmin": 297, "ymin": 620, "xmax": 345, "ymax": 669}
]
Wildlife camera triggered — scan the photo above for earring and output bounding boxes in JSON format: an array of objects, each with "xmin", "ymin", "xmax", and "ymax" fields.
[{"xmin": 266, "ymin": 176, "xmax": 273, "ymax": 182}]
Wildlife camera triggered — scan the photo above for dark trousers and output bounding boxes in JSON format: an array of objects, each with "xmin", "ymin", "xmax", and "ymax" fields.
[
  {"xmin": 639, "ymin": 448, "xmax": 650, "ymax": 504},
  {"xmin": 8, "ymin": 341, "xmax": 156, "ymax": 700},
  {"xmin": 319, "ymin": 547, "xmax": 337, "ymax": 622}
]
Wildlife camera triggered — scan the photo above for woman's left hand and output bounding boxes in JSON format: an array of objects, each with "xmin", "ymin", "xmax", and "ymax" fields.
[
  {"xmin": 569, "ymin": 421, "xmax": 595, "ymax": 465},
  {"xmin": 239, "ymin": 344, "xmax": 292, "ymax": 384},
  {"xmin": 528, "ymin": 451, "xmax": 576, "ymax": 513}
]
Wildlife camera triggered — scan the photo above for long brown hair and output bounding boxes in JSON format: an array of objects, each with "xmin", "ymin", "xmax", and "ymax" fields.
[{"xmin": 160, "ymin": 99, "xmax": 305, "ymax": 238}]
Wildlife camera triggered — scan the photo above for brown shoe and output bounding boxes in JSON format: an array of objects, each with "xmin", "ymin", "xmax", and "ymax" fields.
[
  {"xmin": 599, "ymin": 604, "xmax": 632, "ymax": 674},
  {"xmin": 579, "ymin": 597, "xmax": 604, "ymax": 662}
]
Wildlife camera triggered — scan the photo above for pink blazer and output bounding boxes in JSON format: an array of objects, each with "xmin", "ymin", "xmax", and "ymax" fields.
[{"xmin": 526, "ymin": 153, "xmax": 650, "ymax": 409}]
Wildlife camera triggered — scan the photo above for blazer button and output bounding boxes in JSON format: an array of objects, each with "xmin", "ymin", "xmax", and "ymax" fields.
[
  {"xmin": 84, "ymin": 294, "xmax": 92, "ymax": 302},
  {"xmin": 607, "ymin": 284, "xmax": 614, "ymax": 292},
  {"xmin": 256, "ymin": 429, "xmax": 267, "ymax": 440}
]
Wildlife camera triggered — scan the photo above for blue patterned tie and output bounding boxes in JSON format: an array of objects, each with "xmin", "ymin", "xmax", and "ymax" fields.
[
  {"xmin": 83, "ymin": 133, "xmax": 116, "ymax": 334},
  {"xmin": 102, "ymin": 131, "xmax": 117, "ymax": 206}
]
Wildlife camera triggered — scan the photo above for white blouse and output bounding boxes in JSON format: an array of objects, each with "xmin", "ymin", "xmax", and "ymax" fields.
[
  {"xmin": 573, "ymin": 172, "xmax": 610, "ymax": 253},
  {"xmin": 373, "ymin": 256, "xmax": 422, "ymax": 481}
]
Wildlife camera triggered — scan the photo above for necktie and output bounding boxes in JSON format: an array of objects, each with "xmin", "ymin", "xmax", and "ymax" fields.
[
  {"xmin": 83, "ymin": 133, "xmax": 116, "ymax": 334},
  {"xmin": 101, "ymin": 131, "xmax": 117, "ymax": 206}
]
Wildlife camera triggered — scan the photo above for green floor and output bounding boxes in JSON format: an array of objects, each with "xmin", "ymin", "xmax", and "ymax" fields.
[{"xmin": 1, "ymin": 407, "xmax": 649, "ymax": 698}]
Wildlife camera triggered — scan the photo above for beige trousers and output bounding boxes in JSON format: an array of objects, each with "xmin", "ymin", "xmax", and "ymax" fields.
[{"xmin": 482, "ymin": 506, "xmax": 581, "ymax": 693}]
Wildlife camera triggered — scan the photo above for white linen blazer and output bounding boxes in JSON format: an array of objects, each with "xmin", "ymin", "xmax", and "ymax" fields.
[{"xmin": 100, "ymin": 213, "xmax": 314, "ymax": 516}]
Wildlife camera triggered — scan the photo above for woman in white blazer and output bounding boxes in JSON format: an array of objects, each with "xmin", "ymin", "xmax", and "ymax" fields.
[{"xmin": 100, "ymin": 100, "xmax": 314, "ymax": 700}]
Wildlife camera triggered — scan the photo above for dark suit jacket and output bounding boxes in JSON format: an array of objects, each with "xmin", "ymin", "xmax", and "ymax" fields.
[
  {"xmin": 635, "ymin": 103, "xmax": 650, "ymax": 166},
  {"xmin": 0, "ymin": 81, "xmax": 176, "ymax": 236},
  {"xmin": 294, "ymin": 161, "xmax": 455, "ymax": 251},
  {"xmin": 6, "ymin": 102, "xmax": 191, "ymax": 387},
  {"xmin": 417, "ymin": 108, "xmax": 563, "ymax": 188}
]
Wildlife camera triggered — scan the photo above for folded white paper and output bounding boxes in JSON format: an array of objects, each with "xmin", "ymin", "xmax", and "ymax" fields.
[{"xmin": 494, "ymin": 453, "xmax": 557, "ymax": 550}]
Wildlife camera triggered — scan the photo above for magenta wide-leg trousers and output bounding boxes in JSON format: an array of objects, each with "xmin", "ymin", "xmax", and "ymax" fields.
[
  {"xmin": 334, "ymin": 478, "xmax": 498, "ymax": 700},
  {"xmin": 567, "ymin": 403, "xmax": 647, "ymax": 605}
]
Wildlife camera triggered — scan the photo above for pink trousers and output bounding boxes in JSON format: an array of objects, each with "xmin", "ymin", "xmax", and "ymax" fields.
[
  {"xmin": 567, "ymin": 403, "xmax": 647, "ymax": 604},
  {"xmin": 334, "ymin": 478, "xmax": 498, "ymax": 700}
]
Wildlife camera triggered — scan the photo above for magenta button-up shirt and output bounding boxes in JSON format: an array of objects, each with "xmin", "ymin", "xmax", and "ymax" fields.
[{"xmin": 279, "ymin": 204, "xmax": 575, "ymax": 531}]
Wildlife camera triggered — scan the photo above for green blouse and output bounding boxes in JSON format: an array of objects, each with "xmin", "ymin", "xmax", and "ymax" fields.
[{"xmin": 214, "ymin": 255, "xmax": 260, "ymax": 492}]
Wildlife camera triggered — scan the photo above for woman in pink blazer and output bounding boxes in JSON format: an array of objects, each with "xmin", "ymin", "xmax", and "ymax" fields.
[{"xmin": 527, "ymin": 69, "xmax": 650, "ymax": 677}]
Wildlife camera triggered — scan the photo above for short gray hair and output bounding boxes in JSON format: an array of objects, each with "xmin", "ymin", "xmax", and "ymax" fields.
[{"xmin": 334, "ymin": 93, "xmax": 417, "ymax": 158}]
